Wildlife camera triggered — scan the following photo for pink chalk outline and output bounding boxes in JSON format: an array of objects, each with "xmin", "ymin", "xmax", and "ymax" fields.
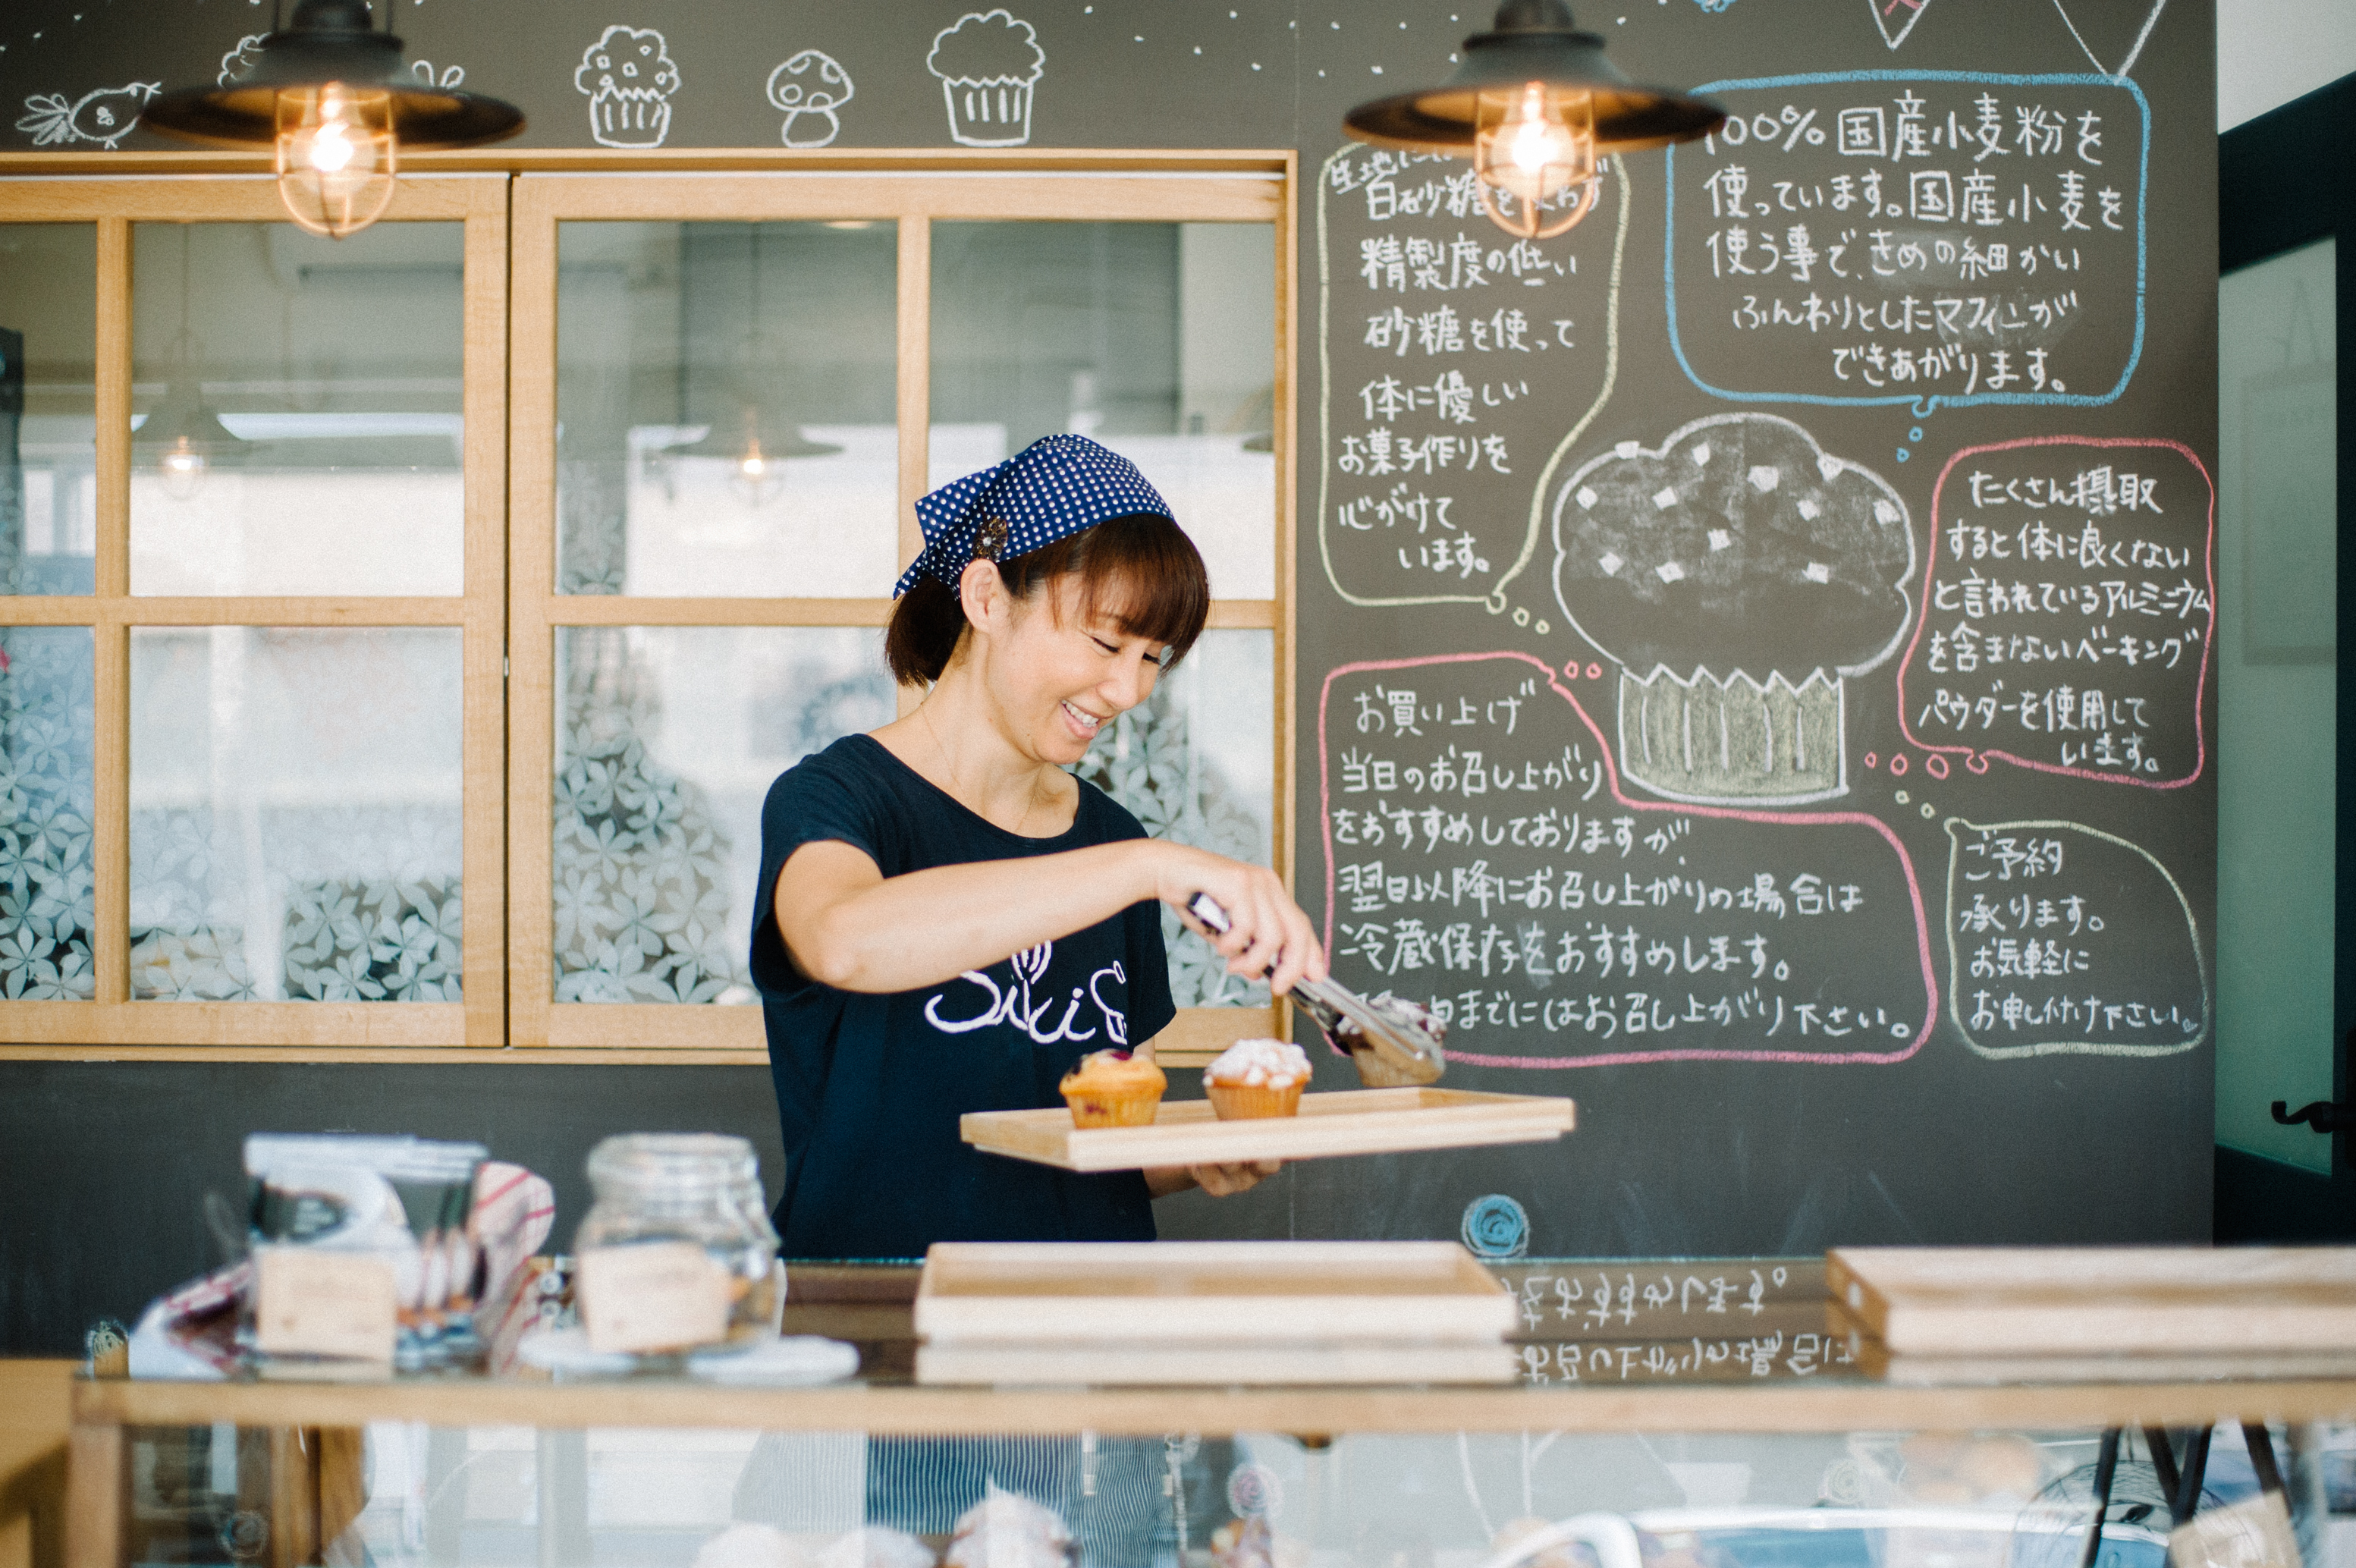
[
  {"xmin": 1318, "ymin": 651, "xmax": 1938, "ymax": 1069},
  {"xmin": 1895, "ymin": 436, "xmax": 2216, "ymax": 788}
]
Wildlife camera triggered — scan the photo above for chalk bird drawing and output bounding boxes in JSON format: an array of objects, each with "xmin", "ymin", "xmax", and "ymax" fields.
[
  {"xmin": 926, "ymin": 9, "xmax": 1044, "ymax": 148},
  {"xmin": 766, "ymin": 49, "xmax": 853, "ymax": 147},
  {"xmin": 1868, "ymin": 0, "xmax": 1933, "ymax": 50},
  {"xmin": 17, "ymin": 82, "xmax": 160, "ymax": 149},
  {"xmin": 575, "ymin": 25, "xmax": 680, "ymax": 149},
  {"xmin": 218, "ymin": 35, "xmax": 266, "ymax": 86}
]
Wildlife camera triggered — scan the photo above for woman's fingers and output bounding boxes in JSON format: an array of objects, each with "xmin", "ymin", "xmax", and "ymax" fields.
[
  {"xmin": 1159, "ymin": 849, "xmax": 1325, "ymax": 993},
  {"xmin": 1191, "ymin": 1159, "xmax": 1283, "ymax": 1196}
]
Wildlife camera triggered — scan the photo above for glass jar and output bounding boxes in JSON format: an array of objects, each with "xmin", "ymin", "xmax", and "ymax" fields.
[{"xmin": 575, "ymin": 1134, "xmax": 780, "ymax": 1353}]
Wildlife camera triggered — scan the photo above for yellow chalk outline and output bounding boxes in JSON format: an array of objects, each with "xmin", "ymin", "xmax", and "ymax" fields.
[
  {"xmin": 1315, "ymin": 148, "xmax": 1629, "ymax": 614},
  {"xmin": 1943, "ymin": 815, "xmax": 2210, "ymax": 1060}
]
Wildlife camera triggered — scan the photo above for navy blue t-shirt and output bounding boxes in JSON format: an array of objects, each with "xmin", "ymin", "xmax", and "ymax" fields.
[{"xmin": 749, "ymin": 734, "xmax": 1173, "ymax": 1257}]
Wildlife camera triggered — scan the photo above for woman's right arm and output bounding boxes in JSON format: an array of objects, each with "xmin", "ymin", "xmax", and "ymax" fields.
[{"xmin": 775, "ymin": 837, "xmax": 1324, "ymax": 998}]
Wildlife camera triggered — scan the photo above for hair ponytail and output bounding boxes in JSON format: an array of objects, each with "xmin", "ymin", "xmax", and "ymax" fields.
[{"xmin": 884, "ymin": 577, "xmax": 968, "ymax": 687}]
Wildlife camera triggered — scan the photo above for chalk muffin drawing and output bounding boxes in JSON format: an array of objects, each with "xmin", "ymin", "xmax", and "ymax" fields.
[
  {"xmin": 766, "ymin": 49, "xmax": 853, "ymax": 148},
  {"xmin": 17, "ymin": 82, "xmax": 159, "ymax": 149},
  {"xmin": 575, "ymin": 25, "xmax": 680, "ymax": 149},
  {"xmin": 1551, "ymin": 413, "xmax": 1915, "ymax": 807},
  {"xmin": 926, "ymin": 10, "xmax": 1044, "ymax": 148}
]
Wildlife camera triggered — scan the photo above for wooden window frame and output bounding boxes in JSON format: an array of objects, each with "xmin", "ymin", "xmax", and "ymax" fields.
[
  {"xmin": 507, "ymin": 159, "xmax": 1298, "ymax": 1067},
  {"xmin": 0, "ymin": 151, "xmax": 1295, "ymax": 1064},
  {"xmin": 0, "ymin": 174, "xmax": 509, "ymax": 1059}
]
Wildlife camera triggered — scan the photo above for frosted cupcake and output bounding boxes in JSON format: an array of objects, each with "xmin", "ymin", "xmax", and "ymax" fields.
[
  {"xmin": 1058, "ymin": 1048, "xmax": 1166, "ymax": 1129},
  {"xmin": 1551, "ymin": 413, "xmax": 1913, "ymax": 805},
  {"xmin": 1203, "ymin": 1037, "xmax": 1312, "ymax": 1120},
  {"xmin": 574, "ymin": 26, "xmax": 680, "ymax": 149},
  {"xmin": 926, "ymin": 10, "xmax": 1046, "ymax": 147}
]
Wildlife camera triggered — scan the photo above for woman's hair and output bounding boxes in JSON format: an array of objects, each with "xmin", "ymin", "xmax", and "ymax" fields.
[{"xmin": 884, "ymin": 512, "xmax": 1211, "ymax": 688}]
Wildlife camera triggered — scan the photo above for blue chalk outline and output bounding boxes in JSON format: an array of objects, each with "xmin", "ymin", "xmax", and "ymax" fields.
[{"xmin": 1664, "ymin": 71, "xmax": 2150, "ymax": 415}]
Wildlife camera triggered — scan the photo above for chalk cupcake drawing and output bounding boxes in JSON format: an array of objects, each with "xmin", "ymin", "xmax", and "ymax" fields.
[
  {"xmin": 218, "ymin": 36, "xmax": 266, "ymax": 86},
  {"xmin": 17, "ymin": 82, "xmax": 159, "ymax": 149},
  {"xmin": 926, "ymin": 9, "xmax": 1044, "ymax": 148},
  {"xmin": 1551, "ymin": 413, "xmax": 1915, "ymax": 806},
  {"xmin": 575, "ymin": 25, "xmax": 680, "ymax": 149},
  {"xmin": 765, "ymin": 49, "xmax": 853, "ymax": 148}
]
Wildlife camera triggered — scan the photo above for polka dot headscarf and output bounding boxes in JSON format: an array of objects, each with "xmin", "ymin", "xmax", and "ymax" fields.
[{"xmin": 894, "ymin": 433, "xmax": 1175, "ymax": 599}]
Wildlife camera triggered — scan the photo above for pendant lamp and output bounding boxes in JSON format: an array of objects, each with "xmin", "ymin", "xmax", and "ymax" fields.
[
  {"xmin": 140, "ymin": 0, "xmax": 523, "ymax": 240},
  {"xmin": 669, "ymin": 225, "xmax": 840, "ymax": 505},
  {"xmin": 1343, "ymin": 0, "xmax": 1725, "ymax": 239},
  {"xmin": 129, "ymin": 228, "xmax": 252, "ymax": 499}
]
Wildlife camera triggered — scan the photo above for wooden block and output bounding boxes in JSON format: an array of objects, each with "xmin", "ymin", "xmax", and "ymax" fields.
[
  {"xmin": 916, "ymin": 1340, "xmax": 1517, "ymax": 1386},
  {"xmin": 961, "ymin": 1087, "xmax": 1574, "ymax": 1172},
  {"xmin": 916, "ymin": 1240, "xmax": 1516, "ymax": 1343},
  {"xmin": 1826, "ymin": 1246, "xmax": 2356, "ymax": 1356}
]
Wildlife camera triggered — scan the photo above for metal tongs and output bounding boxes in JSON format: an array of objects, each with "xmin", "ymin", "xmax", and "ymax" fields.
[{"xmin": 1184, "ymin": 892, "xmax": 1446, "ymax": 1088}]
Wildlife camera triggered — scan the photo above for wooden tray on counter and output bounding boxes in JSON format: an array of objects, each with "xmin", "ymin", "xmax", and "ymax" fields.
[{"xmin": 961, "ymin": 1086, "xmax": 1575, "ymax": 1171}]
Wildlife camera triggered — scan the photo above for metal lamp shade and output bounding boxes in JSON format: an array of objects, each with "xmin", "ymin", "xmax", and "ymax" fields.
[
  {"xmin": 1343, "ymin": 0, "xmax": 1724, "ymax": 155},
  {"xmin": 140, "ymin": 0, "xmax": 523, "ymax": 150}
]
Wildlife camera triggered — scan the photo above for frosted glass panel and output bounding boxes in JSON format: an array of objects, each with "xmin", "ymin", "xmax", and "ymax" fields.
[
  {"xmin": 0, "ymin": 627, "xmax": 93, "ymax": 998},
  {"xmin": 0, "ymin": 225, "xmax": 98, "ymax": 595},
  {"xmin": 1075, "ymin": 630, "xmax": 1275, "ymax": 1008},
  {"xmin": 553, "ymin": 625, "xmax": 892, "ymax": 1003},
  {"xmin": 931, "ymin": 222, "xmax": 1276, "ymax": 599},
  {"xmin": 129, "ymin": 628, "xmax": 464, "ymax": 1001},
  {"xmin": 556, "ymin": 222, "xmax": 900, "ymax": 598},
  {"xmin": 2217, "ymin": 236, "xmax": 2336, "ymax": 1172},
  {"xmin": 129, "ymin": 224, "xmax": 466, "ymax": 596}
]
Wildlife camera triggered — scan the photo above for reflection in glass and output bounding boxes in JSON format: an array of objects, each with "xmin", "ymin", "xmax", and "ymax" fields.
[
  {"xmin": 129, "ymin": 628, "xmax": 463, "ymax": 1001},
  {"xmin": 556, "ymin": 222, "xmax": 900, "ymax": 597},
  {"xmin": 129, "ymin": 223, "xmax": 466, "ymax": 596},
  {"xmin": 931, "ymin": 222, "xmax": 1276, "ymax": 599},
  {"xmin": 1074, "ymin": 630, "xmax": 1274, "ymax": 1007},
  {"xmin": 553, "ymin": 626, "xmax": 892, "ymax": 1003},
  {"xmin": 0, "ymin": 225, "xmax": 99, "ymax": 595},
  {"xmin": 0, "ymin": 628, "xmax": 93, "ymax": 998}
]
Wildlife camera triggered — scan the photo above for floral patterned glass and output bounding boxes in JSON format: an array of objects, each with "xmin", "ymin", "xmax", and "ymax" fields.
[
  {"xmin": 0, "ymin": 628, "xmax": 94, "ymax": 998},
  {"xmin": 552, "ymin": 626, "xmax": 892, "ymax": 1004},
  {"xmin": 931, "ymin": 221, "xmax": 1277, "ymax": 599},
  {"xmin": 129, "ymin": 223, "xmax": 466, "ymax": 596},
  {"xmin": 1073, "ymin": 630, "xmax": 1275, "ymax": 1008},
  {"xmin": 555, "ymin": 222, "xmax": 900, "ymax": 598},
  {"xmin": 128, "ymin": 628, "xmax": 463, "ymax": 1001},
  {"xmin": 0, "ymin": 225, "xmax": 99, "ymax": 595}
]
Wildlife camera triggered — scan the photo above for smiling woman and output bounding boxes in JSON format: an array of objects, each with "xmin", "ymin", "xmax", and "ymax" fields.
[{"xmin": 750, "ymin": 435, "xmax": 1320, "ymax": 1257}]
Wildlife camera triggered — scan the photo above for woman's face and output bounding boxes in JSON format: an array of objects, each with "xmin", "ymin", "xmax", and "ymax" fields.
[{"xmin": 974, "ymin": 570, "xmax": 1169, "ymax": 766}]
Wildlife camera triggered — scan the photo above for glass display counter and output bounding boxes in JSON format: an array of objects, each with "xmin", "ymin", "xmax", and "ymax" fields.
[{"xmin": 68, "ymin": 1263, "xmax": 2356, "ymax": 1568}]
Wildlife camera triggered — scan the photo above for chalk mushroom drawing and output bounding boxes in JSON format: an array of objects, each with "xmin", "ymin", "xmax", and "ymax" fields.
[
  {"xmin": 1870, "ymin": 0, "xmax": 1934, "ymax": 50},
  {"xmin": 765, "ymin": 49, "xmax": 853, "ymax": 148},
  {"xmin": 411, "ymin": 62, "xmax": 466, "ymax": 90},
  {"xmin": 1552, "ymin": 413, "xmax": 1915, "ymax": 806},
  {"xmin": 926, "ymin": 9, "xmax": 1044, "ymax": 148},
  {"xmin": 575, "ymin": 26, "xmax": 680, "ymax": 149},
  {"xmin": 17, "ymin": 82, "xmax": 159, "ymax": 149},
  {"xmin": 218, "ymin": 36, "xmax": 266, "ymax": 86}
]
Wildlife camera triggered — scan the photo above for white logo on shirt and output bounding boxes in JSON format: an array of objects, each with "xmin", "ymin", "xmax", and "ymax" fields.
[{"xmin": 924, "ymin": 941, "xmax": 1129, "ymax": 1046}]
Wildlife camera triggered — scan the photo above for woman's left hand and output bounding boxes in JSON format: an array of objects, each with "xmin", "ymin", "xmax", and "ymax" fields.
[{"xmin": 1145, "ymin": 1161, "xmax": 1280, "ymax": 1198}]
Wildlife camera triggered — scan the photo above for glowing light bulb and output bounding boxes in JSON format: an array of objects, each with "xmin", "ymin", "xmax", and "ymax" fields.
[
  {"xmin": 1473, "ymin": 81, "xmax": 1599, "ymax": 239},
  {"xmin": 732, "ymin": 437, "xmax": 785, "ymax": 506},
  {"xmin": 275, "ymin": 85, "xmax": 397, "ymax": 240},
  {"xmin": 159, "ymin": 437, "xmax": 209, "ymax": 501}
]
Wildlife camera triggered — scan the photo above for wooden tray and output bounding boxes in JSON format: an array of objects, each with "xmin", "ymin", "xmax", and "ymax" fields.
[
  {"xmin": 961, "ymin": 1087, "xmax": 1575, "ymax": 1171},
  {"xmin": 916, "ymin": 1240, "xmax": 1516, "ymax": 1343},
  {"xmin": 1827, "ymin": 1246, "xmax": 2356, "ymax": 1356},
  {"xmin": 916, "ymin": 1340, "xmax": 1517, "ymax": 1386}
]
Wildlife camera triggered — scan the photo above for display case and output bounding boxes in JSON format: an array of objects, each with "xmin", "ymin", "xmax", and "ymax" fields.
[{"xmin": 67, "ymin": 1262, "xmax": 2356, "ymax": 1568}]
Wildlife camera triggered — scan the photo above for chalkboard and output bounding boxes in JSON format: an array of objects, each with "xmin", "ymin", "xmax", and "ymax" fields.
[
  {"xmin": 0, "ymin": 0, "xmax": 2220, "ymax": 1353},
  {"xmin": 1180, "ymin": 0, "xmax": 2220, "ymax": 1259}
]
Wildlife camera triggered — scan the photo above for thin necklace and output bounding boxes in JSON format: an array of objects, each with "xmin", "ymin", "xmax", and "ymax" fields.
[{"xmin": 919, "ymin": 699, "xmax": 1047, "ymax": 835}]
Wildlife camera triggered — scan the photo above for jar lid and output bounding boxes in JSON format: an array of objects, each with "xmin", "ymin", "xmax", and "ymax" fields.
[{"xmin": 586, "ymin": 1132, "xmax": 759, "ymax": 1193}]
